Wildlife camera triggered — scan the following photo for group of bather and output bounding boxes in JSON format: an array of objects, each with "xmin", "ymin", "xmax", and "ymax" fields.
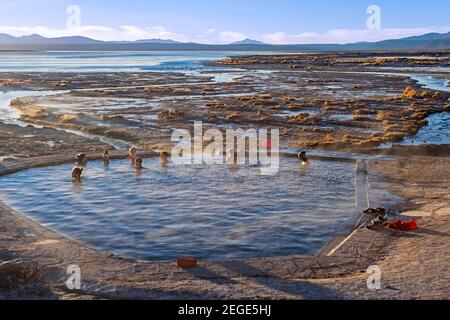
[
  {"xmin": 71, "ymin": 147, "xmax": 169, "ymax": 182},
  {"xmin": 71, "ymin": 147, "xmax": 308, "ymax": 182}
]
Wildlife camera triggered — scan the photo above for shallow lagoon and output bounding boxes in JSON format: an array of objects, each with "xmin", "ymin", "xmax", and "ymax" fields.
[{"xmin": 0, "ymin": 157, "xmax": 355, "ymax": 260}]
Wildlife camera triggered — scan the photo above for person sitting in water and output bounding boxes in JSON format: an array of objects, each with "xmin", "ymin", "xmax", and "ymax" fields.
[
  {"xmin": 298, "ymin": 151, "xmax": 308, "ymax": 164},
  {"xmin": 129, "ymin": 147, "xmax": 138, "ymax": 164},
  {"xmin": 135, "ymin": 157, "xmax": 143, "ymax": 169},
  {"xmin": 76, "ymin": 153, "xmax": 88, "ymax": 166},
  {"xmin": 72, "ymin": 167, "xmax": 83, "ymax": 182},
  {"xmin": 160, "ymin": 151, "xmax": 169, "ymax": 165},
  {"xmin": 226, "ymin": 148, "xmax": 236, "ymax": 165},
  {"xmin": 103, "ymin": 148, "xmax": 110, "ymax": 164}
]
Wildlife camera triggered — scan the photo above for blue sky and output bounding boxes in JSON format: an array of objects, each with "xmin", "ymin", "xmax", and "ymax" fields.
[{"xmin": 0, "ymin": 0, "xmax": 449, "ymax": 43}]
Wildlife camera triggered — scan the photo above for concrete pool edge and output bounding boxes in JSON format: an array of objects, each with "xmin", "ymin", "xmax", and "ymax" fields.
[{"xmin": 0, "ymin": 151, "xmax": 398, "ymax": 299}]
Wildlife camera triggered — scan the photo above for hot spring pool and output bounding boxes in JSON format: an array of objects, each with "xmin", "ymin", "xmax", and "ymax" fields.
[{"xmin": 0, "ymin": 157, "xmax": 356, "ymax": 260}]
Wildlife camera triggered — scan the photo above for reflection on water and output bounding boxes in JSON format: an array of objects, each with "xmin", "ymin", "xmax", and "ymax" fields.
[
  {"xmin": 408, "ymin": 74, "xmax": 450, "ymax": 93},
  {"xmin": 0, "ymin": 89, "xmax": 66, "ymax": 125},
  {"xmin": 399, "ymin": 74, "xmax": 450, "ymax": 145},
  {"xmin": 0, "ymin": 157, "xmax": 355, "ymax": 260},
  {"xmin": 0, "ymin": 51, "xmax": 226, "ymax": 72},
  {"xmin": 0, "ymin": 51, "xmax": 274, "ymax": 73},
  {"xmin": 402, "ymin": 112, "xmax": 450, "ymax": 145}
]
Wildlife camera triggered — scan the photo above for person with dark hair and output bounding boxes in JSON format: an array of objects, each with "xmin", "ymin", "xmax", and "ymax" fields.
[
  {"xmin": 160, "ymin": 151, "xmax": 169, "ymax": 166},
  {"xmin": 135, "ymin": 157, "xmax": 143, "ymax": 170},
  {"xmin": 72, "ymin": 167, "xmax": 83, "ymax": 182},
  {"xmin": 298, "ymin": 151, "xmax": 308, "ymax": 165},
  {"xmin": 76, "ymin": 153, "xmax": 88, "ymax": 166},
  {"xmin": 103, "ymin": 148, "xmax": 110, "ymax": 165}
]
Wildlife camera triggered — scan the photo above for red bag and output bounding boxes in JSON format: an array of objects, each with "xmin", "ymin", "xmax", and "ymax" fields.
[{"xmin": 388, "ymin": 219, "xmax": 417, "ymax": 231}]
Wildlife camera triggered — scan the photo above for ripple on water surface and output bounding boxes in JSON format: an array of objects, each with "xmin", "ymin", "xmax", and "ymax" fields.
[{"xmin": 0, "ymin": 157, "xmax": 355, "ymax": 260}]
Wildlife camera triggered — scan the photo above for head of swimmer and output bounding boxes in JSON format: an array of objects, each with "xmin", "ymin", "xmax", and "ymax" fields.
[
  {"xmin": 72, "ymin": 167, "xmax": 83, "ymax": 181},
  {"xmin": 103, "ymin": 148, "xmax": 110, "ymax": 161},
  {"xmin": 298, "ymin": 151, "xmax": 308, "ymax": 162},
  {"xmin": 76, "ymin": 153, "xmax": 88, "ymax": 166},
  {"xmin": 129, "ymin": 147, "xmax": 137, "ymax": 162},
  {"xmin": 135, "ymin": 157, "xmax": 143, "ymax": 169},
  {"xmin": 160, "ymin": 151, "xmax": 169, "ymax": 163}
]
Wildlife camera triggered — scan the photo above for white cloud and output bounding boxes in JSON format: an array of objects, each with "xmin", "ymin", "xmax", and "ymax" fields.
[
  {"xmin": 0, "ymin": 24, "xmax": 449, "ymax": 44},
  {"xmin": 0, "ymin": 24, "xmax": 248, "ymax": 44},
  {"xmin": 191, "ymin": 28, "xmax": 248, "ymax": 44},
  {"xmin": 0, "ymin": 25, "xmax": 189, "ymax": 42},
  {"xmin": 217, "ymin": 31, "xmax": 247, "ymax": 43},
  {"xmin": 261, "ymin": 27, "xmax": 450, "ymax": 44},
  {"xmin": 205, "ymin": 28, "xmax": 217, "ymax": 34}
]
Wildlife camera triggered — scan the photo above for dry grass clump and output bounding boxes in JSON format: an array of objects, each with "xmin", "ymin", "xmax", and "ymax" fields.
[
  {"xmin": 105, "ymin": 130, "xmax": 138, "ymax": 141},
  {"xmin": 237, "ymin": 96, "xmax": 252, "ymax": 102},
  {"xmin": 226, "ymin": 113, "xmax": 241, "ymax": 121},
  {"xmin": 282, "ymin": 96, "xmax": 295, "ymax": 104},
  {"xmin": 101, "ymin": 114, "xmax": 125, "ymax": 121},
  {"xmin": 287, "ymin": 114, "xmax": 318, "ymax": 124},
  {"xmin": 377, "ymin": 111, "xmax": 390, "ymax": 120},
  {"xmin": 201, "ymin": 87, "xmax": 215, "ymax": 94},
  {"xmin": 259, "ymin": 93, "xmax": 272, "ymax": 100},
  {"xmin": 384, "ymin": 132, "xmax": 405, "ymax": 142},
  {"xmin": 157, "ymin": 109, "xmax": 185, "ymax": 121},
  {"xmin": 205, "ymin": 101, "xmax": 226, "ymax": 108},
  {"xmin": 0, "ymin": 78, "xmax": 32, "ymax": 87},
  {"xmin": 58, "ymin": 114, "xmax": 78, "ymax": 123},
  {"xmin": 323, "ymin": 134, "xmax": 336, "ymax": 143},
  {"xmin": 321, "ymin": 100, "xmax": 341, "ymax": 108},
  {"xmin": 410, "ymin": 111, "xmax": 428, "ymax": 121},
  {"xmin": 144, "ymin": 86, "xmax": 174, "ymax": 93},
  {"xmin": 341, "ymin": 134, "xmax": 351, "ymax": 143},
  {"xmin": 351, "ymin": 115, "xmax": 372, "ymax": 121},
  {"xmin": 94, "ymin": 89, "xmax": 106, "ymax": 94},
  {"xmin": 14, "ymin": 104, "xmax": 48, "ymax": 118},
  {"xmin": 10, "ymin": 98, "xmax": 26, "ymax": 107},
  {"xmin": 287, "ymin": 113, "xmax": 309, "ymax": 123},
  {"xmin": 371, "ymin": 132, "xmax": 384, "ymax": 138},
  {"xmin": 403, "ymin": 87, "xmax": 417, "ymax": 99},
  {"xmin": 216, "ymin": 58, "xmax": 258, "ymax": 65},
  {"xmin": 355, "ymin": 137, "xmax": 385, "ymax": 146},
  {"xmin": 361, "ymin": 57, "xmax": 391, "ymax": 66},
  {"xmin": 207, "ymin": 115, "xmax": 218, "ymax": 122},
  {"xmin": 383, "ymin": 124, "xmax": 400, "ymax": 133},
  {"xmin": 54, "ymin": 80, "xmax": 70, "ymax": 87},
  {"xmin": 237, "ymin": 94, "xmax": 275, "ymax": 106}
]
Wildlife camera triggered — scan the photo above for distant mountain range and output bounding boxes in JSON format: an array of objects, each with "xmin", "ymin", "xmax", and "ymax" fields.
[
  {"xmin": 0, "ymin": 32, "xmax": 449, "ymax": 51},
  {"xmin": 230, "ymin": 38, "xmax": 268, "ymax": 45}
]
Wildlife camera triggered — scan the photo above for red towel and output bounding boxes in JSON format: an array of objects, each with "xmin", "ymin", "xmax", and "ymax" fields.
[{"xmin": 388, "ymin": 219, "xmax": 418, "ymax": 231}]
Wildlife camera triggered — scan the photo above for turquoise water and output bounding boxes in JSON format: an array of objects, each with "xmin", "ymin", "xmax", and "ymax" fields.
[
  {"xmin": 401, "ymin": 112, "xmax": 450, "ymax": 145},
  {"xmin": 399, "ymin": 74, "xmax": 450, "ymax": 145},
  {"xmin": 408, "ymin": 74, "xmax": 450, "ymax": 94},
  {"xmin": 0, "ymin": 89, "xmax": 68, "ymax": 125},
  {"xmin": 0, "ymin": 51, "xmax": 251, "ymax": 72},
  {"xmin": 0, "ymin": 157, "xmax": 355, "ymax": 260}
]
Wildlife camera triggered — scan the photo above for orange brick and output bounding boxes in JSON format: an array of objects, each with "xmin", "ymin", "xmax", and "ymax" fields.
[{"xmin": 176, "ymin": 257, "xmax": 197, "ymax": 268}]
